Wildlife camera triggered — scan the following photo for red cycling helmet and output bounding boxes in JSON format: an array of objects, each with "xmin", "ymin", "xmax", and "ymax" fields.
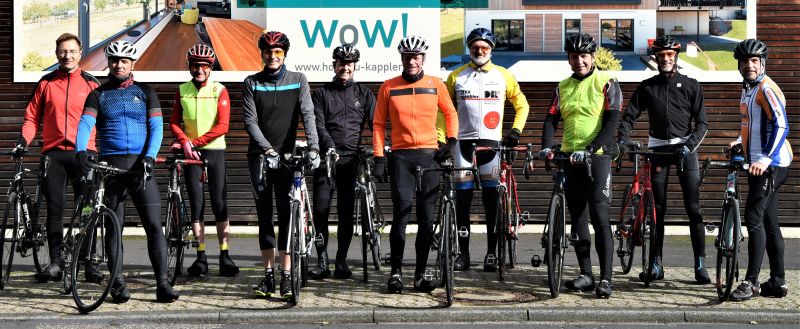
[
  {"xmin": 187, "ymin": 44, "xmax": 216, "ymax": 64},
  {"xmin": 258, "ymin": 31, "xmax": 290, "ymax": 51}
]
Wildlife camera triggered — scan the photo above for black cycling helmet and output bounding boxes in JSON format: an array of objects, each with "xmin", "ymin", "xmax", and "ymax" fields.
[
  {"xmin": 651, "ymin": 35, "xmax": 681, "ymax": 53},
  {"xmin": 258, "ymin": 31, "xmax": 290, "ymax": 51},
  {"xmin": 332, "ymin": 44, "xmax": 360, "ymax": 62},
  {"xmin": 466, "ymin": 28, "xmax": 496, "ymax": 48},
  {"xmin": 564, "ymin": 33, "xmax": 597, "ymax": 53},
  {"xmin": 734, "ymin": 39, "xmax": 768, "ymax": 60}
]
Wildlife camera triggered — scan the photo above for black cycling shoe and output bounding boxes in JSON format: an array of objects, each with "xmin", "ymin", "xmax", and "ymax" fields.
[
  {"xmin": 730, "ymin": 280, "xmax": 760, "ymax": 301},
  {"xmin": 218, "ymin": 252, "xmax": 239, "ymax": 277},
  {"xmin": 413, "ymin": 274, "xmax": 436, "ymax": 293},
  {"xmin": 34, "ymin": 263, "xmax": 62, "ymax": 283},
  {"xmin": 760, "ymin": 277, "xmax": 788, "ymax": 298},
  {"xmin": 280, "ymin": 272, "xmax": 292, "ymax": 300},
  {"xmin": 483, "ymin": 253, "xmax": 497, "ymax": 272},
  {"xmin": 333, "ymin": 259, "xmax": 352, "ymax": 279},
  {"xmin": 595, "ymin": 280, "xmax": 612, "ymax": 299},
  {"xmin": 387, "ymin": 273, "xmax": 403, "ymax": 294},
  {"xmin": 309, "ymin": 252, "xmax": 330, "ymax": 280},
  {"xmin": 84, "ymin": 261, "xmax": 105, "ymax": 284},
  {"xmin": 694, "ymin": 267, "xmax": 711, "ymax": 284},
  {"xmin": 156, "ymin": 278, "xmax": 180, "ymax": 303},
  {"xmin": 186, "ymin": 256, "xmax": 208, "ymax": 276},
  {"xmin": 252, "ymin": 269, "xmax": 275, "ymax": 298},
  {"xmin": 565, "ymin": 274, "xmax": 596, "ymax": 292},
  {"xmin": 639, "ymin": 262, "xmax": 664, "ymax": 282},
  {"xmin": 110, "ymin": 277, "xmax": 130, "ymax": 304},
  {"xmin": 453, "ymin": 253, "xmax": 470, "ymax": 271}
]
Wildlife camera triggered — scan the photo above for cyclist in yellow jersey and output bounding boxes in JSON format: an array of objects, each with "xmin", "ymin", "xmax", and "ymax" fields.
[
  {"xmin": 436, "ymin": 28, "xmax": 529, "ymax": 272},
  {"xmin": 540, "ymin": 33, "xmax": 621, "ymax": 299}
]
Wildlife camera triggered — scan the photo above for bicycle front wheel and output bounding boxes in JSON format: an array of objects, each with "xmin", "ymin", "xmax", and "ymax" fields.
[
  {"xmin": 0, "ymin": 193, "xmax": 20, "ymax": 289},
  {"xmin": 641, "ymin": 190, "xmax": 657, "ymax": 287},
  {"xmin": 443, "ymin": 200, "xmax": 456, "ymax": 306},
  {"xmin": 164, "ymin": 192, "xmax": 185, "ymax": 286},
  {"xmin": 716, "ymin": 197, "xmax": 740, "ymax": 301},
  {"xmin": 62, "ymin": 205, "xmax": 83, "ymax": 295},
  {"xmin": 546, "ymin": 193, "xmax": 566, "ymax": 298},
  {"xmin": 496, "ymin": 189, "xmax": 508, "ymax": 281},
  {"xmin": 71, "ymin": 207, "xmax": 122, "ymax": 314},
  {"xmin": 31, "ymin": 198, "xmax": 50, "ymax": 273},
  {"xmin": 368, "ymin": 181, "xmax": 383, "ymax": 271},
  {"xmin": 289, "ymin": 201, "xmax": 301, "ymax": 305},
  {"xmin": 616, "ymin": 184, "xmax": 636, "ymax": 274}
]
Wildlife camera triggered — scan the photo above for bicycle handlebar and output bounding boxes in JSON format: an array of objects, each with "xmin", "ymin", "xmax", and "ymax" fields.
[
  {"xmin": 543, "ymin": 149, "xmax": 594, "ymax": 183},
  {"xmin": 474, "ymin": 143, "xmax": 536, "ymax": 180},
  {"xmin": 414, "ymin": 157, "xmax": 481, "ymax": 193},
  {"xmin": 699, "ymin": 156, "xmax": 749, "ymax": 187}
]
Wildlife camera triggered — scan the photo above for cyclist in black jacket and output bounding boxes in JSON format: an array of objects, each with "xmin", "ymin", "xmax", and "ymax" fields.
[
  {"xmin": 617, "ymin": 36, "xmax": 710, "ymax": 285},
  {"xmin": 309, "ymin": 44, "xmax": 376, "ymax": 280}
]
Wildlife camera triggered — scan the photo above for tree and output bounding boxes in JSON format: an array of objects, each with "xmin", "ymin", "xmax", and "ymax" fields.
[
  {"xmin": 23, "ymin": 51, "xmax": 53, "ymax": 72},
  {"xmin": 22, "ymin": 1, "xmax": 51, "ymax": 23},
  {"xmin": 595, "ymin": 47, "xmax": 623, "ymax": 71},
  {"xmin": 51, "ymin": 1, "xmax": 78, "ymax": 17},
  {"xmin": 95, "ymin": 0, "xmax": 110, "ymax": 11}
]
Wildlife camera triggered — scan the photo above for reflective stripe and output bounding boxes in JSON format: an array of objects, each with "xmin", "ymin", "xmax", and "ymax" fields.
[
  {"xmin": 252, "ymin": 83, "xmax": 301, "ymax": 92},
  {"xmin": 647, "ymin": 135, "xmax": 689, "ymax": 148}
]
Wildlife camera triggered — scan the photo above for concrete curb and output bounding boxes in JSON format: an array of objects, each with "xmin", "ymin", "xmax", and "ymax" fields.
[{"xmin": 3, "ymin": 307, "xmax": 799, "ymax": 325}]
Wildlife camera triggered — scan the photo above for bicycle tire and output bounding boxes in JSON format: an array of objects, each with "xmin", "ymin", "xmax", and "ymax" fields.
[
  {"xmin": 546, "ymin": 193, "xmax": 566, "ymax": 298},
  {"xmin": 165, "ymin": 192, "xmax": 185, "ymax": 286},
  {"xmin": 62, "ymin": 205, "xmax": 83, "ymax": 294},
  {"xmin": 289, "ymin": 201, "xmax": 301, "ymax": 305},
  {"xmin": 71, "ymin": 207, "xmax": 122, "ymax": 314},
  {"xmin": 716, "ymin": 197, "xmax": 740, "ymax": 301},
  {"xmin": 496, "ymin": 188, "xmax": 508, "ymax": 281},
  {"xmin": 616, "ymin": 184, "xmax": 636, "ymax": 274},
  {"xmin": 641, "ymin": 190, "xmax": 657, "ymax": 287},
  {"xmin": 356, "ymin": 196, "xmax": 368, "ymax": 283},
  {"xmin": 368, "ymin": 181, "xmax": 383, "ymax": 271},
  {"xmin": 30, "ymin": 196, "xmax": 50, "ymax": 273},
  {"xmin": 443, "ymin": 200, "xmax": 456, "ymax": 306},
  {"xmin": 0, "ymin": 193, "xmax": 20, "ymax": 289},
  {"xmin": 507, "ymin": 183, "xmax": 519, "ymax": 269}
]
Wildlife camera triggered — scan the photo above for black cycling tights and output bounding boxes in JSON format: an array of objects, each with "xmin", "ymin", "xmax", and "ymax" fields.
[
  {"xmin": 185, "ymin": 149, "xmax": 229, "ymax": 222},
  {"xmin": 744, "ymin": 166, "xmax": 788, "ymax": 284},
  {"xmin": 248, "ymin": 156, "xmax": 292, "ymax": 251},
  {"xmin": 42, "ymin": 150, "xmax": 87, "ymax": 260},
  {"xmin": 650, "ymin": 149, "xmax": 705, "ymax": 265},
  {"xmin": 312, "ymin": 157, "xmax": 357, "ymax": 260},
  {"xmin": 388, "ymin": 149, "xmax": 440, "ymax": 277},
  {"xmin": 102, "ymin": 155, "xmax": 168, "ymax": 281},
  {"xmin": 565, "ymin": 155, "xmax": 614, "ymax": 282}
]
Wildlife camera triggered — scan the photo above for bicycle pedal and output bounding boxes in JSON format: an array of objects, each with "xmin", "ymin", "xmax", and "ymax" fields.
[
  {"xmin": 314, "ymin": 233, "xmax": 324, "ymax": 247},
  {"xmin": 485, "ymin": 254, "xmax": 497, "ymax": 265},
  {"xmin": 539, "ymin": 236, "xmax": 547, "ymax": 249},
  {"xmin": 705, "ymin": 223, "xmax": 718, "ymax": 233},
  {"xmin": 383, "ymin": 253, "xmax": 392, "ymax": 264},
  {"xmin": 190, "ymin": 240, "xmax": 200, "ymax": 248},
  {"xmin": 531, "ymin": 255, "xmax": 542, "ymax": 267},
  {"xmin": 616, "ymin": 249, "xmax": 628, "ymax": 258},
  {"xmin": 568, "ymin": 233, "xmax": 580, "ymax": 245},
  {"xmin": 520, "ymin": 211, "xmax": 531, "ymax": 224},
  {"xmin": 458, "ymin": 227, "xmax": 469, "ymax": 238},
  {"xmin": 423, "ymin": 270, "xmax": 434, "ymax": 281}
]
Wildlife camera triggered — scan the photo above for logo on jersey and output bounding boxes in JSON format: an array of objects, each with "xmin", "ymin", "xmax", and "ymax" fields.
[
  {"xmin": 485, "ymin": 90, "xmax": 499, "ymax": 99},
  {"xmin": 483, "ymin": 111, "xmax": 500, "ymax": 129},
  {"xmin": 355, "ymin": 100, "xmax": 361, "ymax": 108},
  {"xmin": 456, "ymin": 90, "xmax": 480, "ymax": 99},
  {"xmin": 133, "ymin": 96, "xmax": 141, "ymax": 103},
  {"xmin": 221, "ymin": 100, "xmax": 228, "ymax": 107}
]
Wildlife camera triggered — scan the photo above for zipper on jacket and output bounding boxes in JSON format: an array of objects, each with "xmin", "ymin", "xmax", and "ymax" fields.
[{"xmin": 64, "ymin": 73, "xmax": 71, "ymax": 150}]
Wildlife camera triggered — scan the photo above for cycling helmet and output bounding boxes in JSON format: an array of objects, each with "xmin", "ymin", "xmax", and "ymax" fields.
[
  {"xmin": 332, "ymin": 44, "xmax": 360, "ymax": 62},
  {"xmin": 187, "ymin": 44, "xmax": 216, "ymax": 64},
  {"xmin": 397, "ymin": 35, "xmax": 429, "ymax": 54},
  {"xmin": 734, "ymin": 39, "xmax": 768, "ymax": 60},
  {"xmin": 466, "ymin": 28, "xmax": 496, "ymax": 48},
  {"xmin": 651, "ymin": 35, "xmax": 681, "ymax": 53},
  {"xmin": 105, "ymin": 40, "xmax": 139, "ymax": 60},
  {"xmin": 564, "ymin": 33, "xmax": 597, "ymax": 53},
  {"xmin": 258, "ymin": 31, "xmax": 290, "ymax": 51}
]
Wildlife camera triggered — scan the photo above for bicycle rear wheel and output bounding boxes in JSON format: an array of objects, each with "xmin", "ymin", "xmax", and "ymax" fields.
[
  {"xmin": 71, "ymin": 207, "xmax": 122, "ymax": 314},
  {"xmin": 546, "ymin": 193, "xmax": 566, "ymax": 298},
  {"xmin": 641, "ymin": 190, "xmax": 657, "ymax": 287},
  {"xmin": 0, "ymin": 193, "xmax": 20, "ymax": 289},
  {"xmin": 716, "ymin": 197, "xmax": 740, "ymax": 301},
  {"xmin": 164, "ymin": 192, "xmax": 185, "ymax": 286},
  {"xmin": 496, "ymin": 189, "xmax": 508, "ymax": 281},
  {"xmin": 289, "ymin": 201, "xmax": 301, "ymax": 305},
  {"xmin": 616, "ymin": 184, "xmax": 636, "ymax": 274},
  {"xmin": 443, "ymin": 200, "xmax": 456, "ymax": 306},
  {"xmin": 368, "ymin": 181, "xmax": 383, "ymax": 271}
]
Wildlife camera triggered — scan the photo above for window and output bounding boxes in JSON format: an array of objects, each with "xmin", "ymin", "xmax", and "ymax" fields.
[
  {"xmin": 492, "ymin": 19, "xmax": 524, "ymax": 52},
  {"xmin": 601, "ymin": 19, "xmax": 634, "ymax": 51},
  {"xmin": 565, "ymin": 19, "xmax": 581, "ymax": 40}
]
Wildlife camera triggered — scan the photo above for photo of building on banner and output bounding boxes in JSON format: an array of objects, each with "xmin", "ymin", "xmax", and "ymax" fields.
[{"xmin": 14, "ymin": 0, "xmax": 753, "ymax": 82}]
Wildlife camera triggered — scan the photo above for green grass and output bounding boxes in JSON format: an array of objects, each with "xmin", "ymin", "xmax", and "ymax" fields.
[
  {"xmin": 722, "ymin": 19, "xmax": 746, "ymax": 41},
  {"xmin": 680, "ymin": 43, "xmax": 737, "ymax": 71},
  {"xmin": 440, "ymin": 8, "xmax": 464, "ymax": 58}
]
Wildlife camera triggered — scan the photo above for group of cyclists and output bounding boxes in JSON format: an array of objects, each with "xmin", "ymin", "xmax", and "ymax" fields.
[{"xmin": 12, "ymin": 26, "xmax": 790, "ymax": 304}]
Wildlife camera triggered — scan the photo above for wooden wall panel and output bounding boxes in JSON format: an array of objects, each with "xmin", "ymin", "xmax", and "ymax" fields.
[{"xmin": 525, "ymin": 14, "xmax": 544, "ymax": 52}]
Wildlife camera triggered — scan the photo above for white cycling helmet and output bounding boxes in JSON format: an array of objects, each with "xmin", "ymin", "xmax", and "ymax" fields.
[
  {"xmin": 105, "ymin": 40, "xmax": 139, "ymax": 60},
  {"xmin": 397, "ymin": 35, "xmax": 429, "ymax": 55}
]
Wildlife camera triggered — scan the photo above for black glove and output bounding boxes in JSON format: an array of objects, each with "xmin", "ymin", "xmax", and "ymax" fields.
[
  {"xmin": 434, "ymin": 137, "xmax": 457, "ymax": 163},
  {"xmin": 372, "ymin": 156, "xmax": 386, "ymax": 183},
  {"xmin": 144, "ymin": 156, "xmax": 155, "ymax": 180},
  {"xmin": 76, "ymin": 151, "xmax": 91, "ymax": 176},
  {"xmin": 617, "ymin": 140, "xmax": 627, "ymax": 156},
  {"xmin": 502, "ymin": 128, "xmax": 521, "ymax": 148},
  {"xmin": 15, "ymin": 136, "xmax": 28, "ymax": 150}
]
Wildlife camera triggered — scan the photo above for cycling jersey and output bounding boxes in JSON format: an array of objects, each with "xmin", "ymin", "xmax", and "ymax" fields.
[
  {"xmin": 543, "ymin": 70, "xmax": 621, "ymax": 153},
  {"xmin": 618, "ymin": 72, "xmax": 708, "ymax": 152},
  {"xmin": 242, "ymin": 65, "xmax": 319, "ymax": 154},
  {"xmin": 438, "ymin": 61, "xmax": 529, "ymax": 141},
  {"xmin": 77, "ymin": 77, "xmax": 163, "ymax": 158},
  {"xmin": 170, "ymin": 80, "xmax": 230, "ymax": 149},
  {"xmin": 738, "ymin": 75, "xmax": 792, "ymax": 167},
  {"xmin": 21, "ymin": 69, "xmax": 100, "ymax": 153},
  {"xmin": 373, "ymin": 74, "xmax": 458, "ymax": 157},
  {"xmin": 313, "ymin": 78, "xmax": 375, "ymax": 152}
]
